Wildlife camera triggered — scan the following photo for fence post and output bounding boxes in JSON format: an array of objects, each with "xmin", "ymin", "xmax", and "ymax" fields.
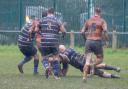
[
  {"xmin": 70, "ymin": 31, "xmax": 75, "ymax": 48},
  {"xmin": 112, "ymin": 30, "xmax": 117, "ymax": 51}
]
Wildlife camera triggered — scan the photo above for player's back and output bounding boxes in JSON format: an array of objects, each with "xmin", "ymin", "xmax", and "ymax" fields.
[
  {"xmin": 39, "ymin": 16, "xmax": 61, "ymax": 47},
  {"xmin": 64, "ymin": 48, "xmax": 75, "ymax": 59},
  {"xmin": 18, "ymin": 21, "xmax": 35, "ymax": 47},
  {"xmin": 86, "ymin": 16, "xmax": 105, "ymax": 40},
  {"xmin": 64, "ymin": 48, "xmax": 85, "ymax": 71}
]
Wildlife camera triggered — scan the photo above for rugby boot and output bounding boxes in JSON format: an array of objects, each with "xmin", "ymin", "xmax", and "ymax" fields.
[{"xmin": 18, "ymin": 64, "xmax": 23, "ymax": 73}]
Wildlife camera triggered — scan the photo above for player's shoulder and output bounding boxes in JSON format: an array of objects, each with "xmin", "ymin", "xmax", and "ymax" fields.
[
  {"xmin": 66, "ymin": 48, "xmax": 75, "ymax": 53},
  {"xmin": 67, "ymin": 48, "xmax": 74, "ymax": 50},
  {"xmin": 24, "ymin": 21, "xmax": 32, "ymax": 27},
  {"xmin": 40, "ymin": 17, "xmax": 47, "ymax": 21},
  {"xmin": 100, "ymin": 18, "xmax": 106, "ymax": 23},
  {"xmin": 38, "ymin": 17, "xmax": 47, "ymax": 24}
]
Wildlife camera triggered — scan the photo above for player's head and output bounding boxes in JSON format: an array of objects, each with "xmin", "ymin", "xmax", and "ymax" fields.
[
  {"xmin": 94, "ymin": 8, "xmax": 101, "ymax": 16},
  {"xmin": 26, "ymin": 15, "xmax": 35, "ymax": 23},
  {"xmin": 30, "ymin": 15, "xmax": 36, "ymax": 20},
  {"xmin": 42, "ymin": 11, "xmax": 47, "ymax": 17},
  {"xmin": 47, "ymin": 8, "xmax": 55, "ymax": 15},
  {"xmin": 59, "ymin": 45, "xmax": 66, "ymax": 53}
]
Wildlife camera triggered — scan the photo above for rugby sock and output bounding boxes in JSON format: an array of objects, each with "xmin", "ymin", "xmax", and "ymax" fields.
[
  {"xmin": 111, "ymin": 74, "xmax": 120, "ymax": 78},
  {"xmin": 62, "ymin": 62, "xmax": 68, "ymax": 70},
  {"xmin": 104, "ymin": 65, "xmax": 117, "ymax": 71},
  {"xmin": 52, "ymin": 61, "xmax": 60, "ymax": 77},
  {"xmin": 34, "ymin": 59, "xmax": 39, "ymax": 74},
  {"xmin": 19, "ymin": 56, "xmax": 32, "ymax": 66},
  {"xmin": 102, "ymin": 72, "xmax": 120, "ymax": 78},
  {"xmin": 103, "ymin": 73, "xmax": 111, "ymax": 78},
  {"xmin": 42, "ymin": 58, "xmax": 49, "ymax": 69}
]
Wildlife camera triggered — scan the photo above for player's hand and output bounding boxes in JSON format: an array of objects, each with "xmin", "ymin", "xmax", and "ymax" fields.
[
  {"xmin": 104, "ymin": 41, "xmax": 109, "ymax": 48},
  {"xmin": 82, "ymin": 77, "xmax": 87, "ymax": 83},
  {"xmin": 62, "ymin": 32, "xmax": 66, "ymax": 38}
]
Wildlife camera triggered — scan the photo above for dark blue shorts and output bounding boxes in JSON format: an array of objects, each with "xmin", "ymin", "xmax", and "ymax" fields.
[
  {"xmin": 19, "ymin": 46, "xmax": 37, "ymax": 57},
  {"xmin": 40, "ymin": 47, "xmax": 59, "ymax": 56},
  {"xmin": 85, "ymin": 39, "xmax": 103, "ymax": 56}
]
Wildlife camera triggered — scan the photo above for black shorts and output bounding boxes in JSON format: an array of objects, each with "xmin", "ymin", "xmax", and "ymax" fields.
[
  {"xmin": 85, "ymin": 39, "xmax": 103, "ymax": 56},
  {"xmin": 94, "ymin": 69, "xmax": 104, "ymax": 77},
  {"xmin": 40, "ymin": 47, "xmax": 59, "ymax": 56},
  {"xmin": 19, "ymin": 46, "xmax": 37, "ymax": 57}
]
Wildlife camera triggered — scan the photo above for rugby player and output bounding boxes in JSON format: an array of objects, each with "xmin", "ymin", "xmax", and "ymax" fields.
[
  {"xmin": 81, "ymin": 8, "xmax": 109, "ymax": 81},
  {"xmin": 59, "ymin": 45, "xmax": 120, "ymax": 79},
  {"xmin": 36, "ymin": 8, "xmax": 66, "ymax": 79},
  {"xmin": 35, "ymin": 11, "xmax": 47, "ymax": 51},
  {"xmin": 17, "ymin": 16, "xmax": 39, "ymax": 74}
]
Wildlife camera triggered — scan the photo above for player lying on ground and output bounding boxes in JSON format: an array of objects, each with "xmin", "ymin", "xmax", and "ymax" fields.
[
  {"xmin": 17, "ymin": 16, "xmax": 40, "ymax": 74},
  {"xmin": 59, "ymin": 45, "xmax": 120, "ymax": 78}
]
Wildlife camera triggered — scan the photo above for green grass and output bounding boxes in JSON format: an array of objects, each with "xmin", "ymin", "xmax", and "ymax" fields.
[{"xmin": 0, "ymin": 45, "xmax": 128, "ymax": 89}]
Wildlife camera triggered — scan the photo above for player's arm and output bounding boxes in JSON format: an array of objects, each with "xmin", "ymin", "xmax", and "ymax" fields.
[
  {"xmin": 102, "ymin": 20, "xmax": 109, "ymax": 41},
  {"xmin": 28, "ymin": 21, "xmax": 36, "ymax": 41},
  {"xmin": 57, "ymin": 20, "xmax": 66, "ymax": 39},
  {"xmin": 81, "ymin": 21, "xmax": 88, "ymax": 33},
  {"xmin": 34, "ymin": 20, "xmax": 40, "ymax": 32},
  {"xmin": 29, "ymin": 20, "xmax": 40, "ymax": 41},
  {"xmin": 59, "ymin": 53, "xmax": 69, "ymax": 76},
  {"xmin": 59, "ymin": 53, "xmax": 69, "ymax": 63},
  {"xmin": 61, "ymin": 62, "xmax": 69, "ymax": 76},
  {"xmin": 81, "ymin": 21, "xmax": 88, "ymax": 40},
  {"xmin": 60, "ymin": 24, "xmax": 66, "ymax": 38},
  {"xmin": 60, "ymin": 23, "xmax": 66, "ymax": 33}
]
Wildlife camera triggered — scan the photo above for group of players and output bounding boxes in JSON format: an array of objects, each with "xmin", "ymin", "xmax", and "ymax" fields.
[{"xmin": 17, "ymin": 8, "xmax": 120, "ymax": 81}]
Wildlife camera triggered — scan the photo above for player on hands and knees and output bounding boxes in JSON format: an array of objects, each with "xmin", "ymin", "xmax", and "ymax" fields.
[{"xmin": 59, "ymin": 45, "xmax": 120, "ymax": 79}]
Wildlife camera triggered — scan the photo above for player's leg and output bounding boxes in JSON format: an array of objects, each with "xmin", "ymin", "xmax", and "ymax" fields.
[
  {"xmin": 32, "ymin": 47, "xmax": 39, "ymax": 75},
  {"xmin": 51, "ymin": 59, "xmax": 61, "ymax": 79},
  {"xmin": 51, "ymin": 47, "xmax": 61, "ymax": 79},
  {"xmin": 19, "ymin": 46, "xmax": 39, "ymax": 74},
  {"xmin": 40, "ymin": 47, "xmax": 51, "ymax": 78},
  {"xmin": 83, "ymin": 53, "xmax": 92, "ymax": 81},
  {"xmin": 90, "ymin": 40, "xmax": 103, "ymax": 76},
  {"xmin": 96, "ymin": 63, "xmax": 121, "ymax": 72},
  {"xmin": 43, "ymin": 56, "xmax": 51, "ymax": 78},
  {"xmin": 93, "ymin": 40, "xmax": 104, "ymax": 65},
  {"xmin": 18, "ymin": 56, "xmax": 32, "ymax": 73},
  {"xmin": 33, "ymin": 54, "xmax": 39, "ymax": 74},
  {"xmin": 61, "ymin": 62, "xmax": 69, "ymax": 76},
  {"xmin": 95, "ymin": 69, "xmax": 120, "ymax": 78},
  {"xmin": 18, "ymin": 46, "xmax": 33, "ymax": 73},
  {"xmin": 83, "ymin": 40, "xmax": 93, "ymax": 81}
]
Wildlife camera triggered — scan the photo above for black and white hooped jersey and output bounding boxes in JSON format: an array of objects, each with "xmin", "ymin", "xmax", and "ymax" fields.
[
  {"xmin": 39, "ymin": 15, "xmax": 61, "ymax": 47},
  {"xmin": 18, "ymin": 21, "xmax": 35, "ymax": 47},
  {"xmin": 64, "ymin": 48, "xmax": 86, "ymax": 68}
]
